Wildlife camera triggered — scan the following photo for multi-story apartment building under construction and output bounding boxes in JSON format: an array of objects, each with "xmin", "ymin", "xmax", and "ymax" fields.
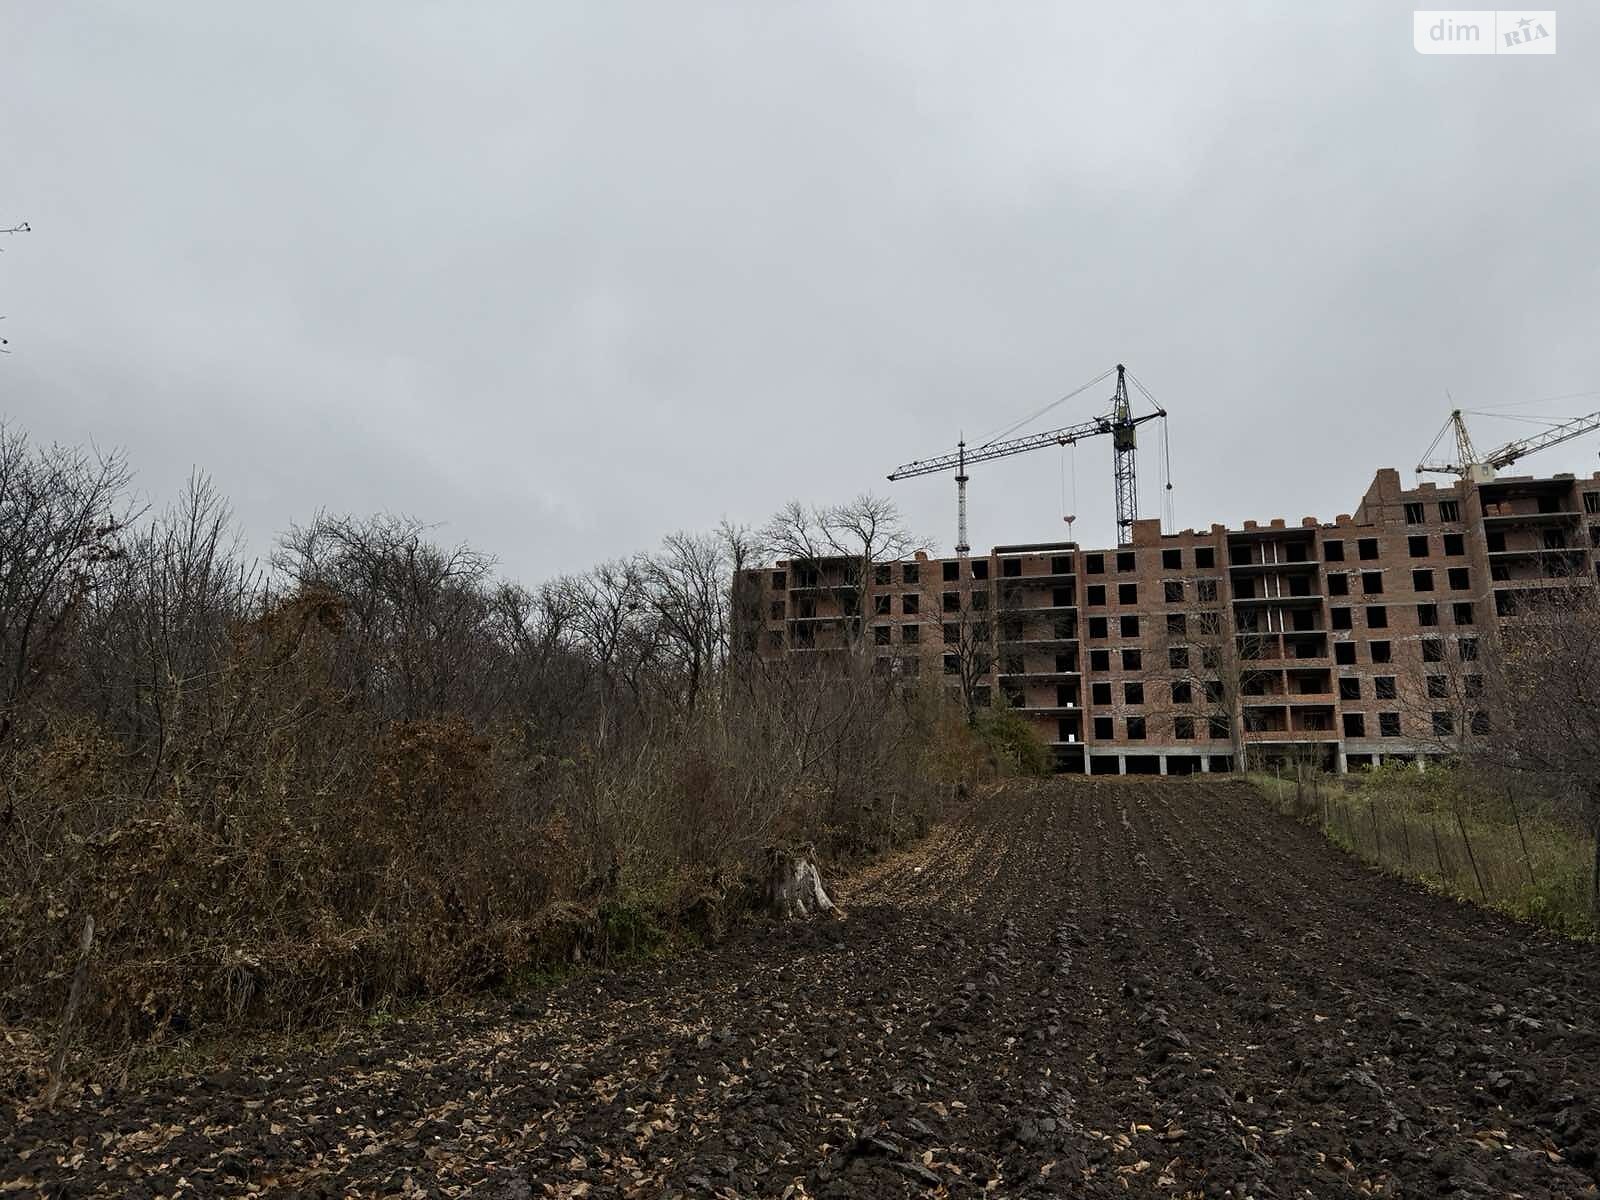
[{"xmin": 736, "ymin": 466, "xmax": 1600, "ymax": 774}]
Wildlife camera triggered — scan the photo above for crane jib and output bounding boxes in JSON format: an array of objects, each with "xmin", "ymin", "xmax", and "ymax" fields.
[
  {"xmin": 885, "ymin": 360, "xmax": 1170, "ymax": 548},
  {"xmin": 888, "ymin": 409, "xmax": 1165, "ymax": 480}
]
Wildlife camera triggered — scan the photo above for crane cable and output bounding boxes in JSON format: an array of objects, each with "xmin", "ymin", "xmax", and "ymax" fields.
[
  {"xmin": 1124, "ymin": 369, "xmax": 1175, "ymax": 533},
  {"xmin": 976, "ymin": 366, "xmax": 1117, "ymax": 449},
  {"xmin": 1060, "ymin": 440, "xmax": 1078, "ymax": 535},
  {"xmin": 1160, "ymin": 413, "xmax": 1175, "ymax": 534},
  {"xmin": 1419, "ymin": 412, "xmax": 1457, "ymax": 472}
]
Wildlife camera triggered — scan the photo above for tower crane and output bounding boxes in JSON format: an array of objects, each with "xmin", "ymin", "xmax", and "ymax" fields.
[
  {"xmin": 887, "ymin": 364, "xmax": 1169, "ymax": 552},
  {"xmin": 1416, "ymin": 407, "xmax": 1600, "ymax": 483}
]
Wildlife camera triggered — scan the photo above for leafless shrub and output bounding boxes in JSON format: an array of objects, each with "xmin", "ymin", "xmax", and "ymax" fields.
[{"xmin": 0, "ymin": 431, "xmax": 971, "ymax": 1061}]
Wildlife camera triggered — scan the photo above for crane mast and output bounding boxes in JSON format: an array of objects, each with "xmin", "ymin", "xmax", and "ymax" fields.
[
  {"xmin": 1109, "ymin": 365, "xmax": 1140, "ymax": 544},
  {"xmin": 888, "ymin": 363, "xmax": 1168, "ymax": 550}
]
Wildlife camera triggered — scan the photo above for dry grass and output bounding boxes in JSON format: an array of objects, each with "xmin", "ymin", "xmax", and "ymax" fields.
[{"xmin": 1256, "ymin": 764, "xmax": 1596, "ymax": 939}]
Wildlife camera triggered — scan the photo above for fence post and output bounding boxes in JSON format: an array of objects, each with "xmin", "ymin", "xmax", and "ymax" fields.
[
  {"xmin": 1431, "ymin": 817, "xmax": 1448, "ymax": 882},
  {"xmin": 1506, "ymin": 787, "xmax": 1535, "ymax": 887},
  {"xmin": 1456, "ymin": 808, "xmax": 1487, "ymax": 902}
]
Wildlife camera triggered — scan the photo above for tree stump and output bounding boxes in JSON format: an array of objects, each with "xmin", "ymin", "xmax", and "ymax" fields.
[{"xmin": 766, "ymin": 845, "xmax": 834, "ymax": 918}]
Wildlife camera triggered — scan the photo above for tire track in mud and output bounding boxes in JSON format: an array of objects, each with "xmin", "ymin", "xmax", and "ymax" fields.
[{"xmin": 6, "ymin": 779, "xmax": 1599, "ymax": 1199}]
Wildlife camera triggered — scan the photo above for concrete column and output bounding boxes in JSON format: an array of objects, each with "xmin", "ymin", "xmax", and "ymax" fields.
[
  {"xmin": 1118, "ymin": 754, "xmax": 1127, "ymax": 776},
  {"xmin": 1159, "ymin": 755, "xmax": 1169, "ymax": 776},
  {"xmin": 1337, "ymin": 748, "xmax": 1348, "ymax": 775},
  {"xmin": 1200, "ymin": 756, "xmax": 1211, "ymax": 773}
]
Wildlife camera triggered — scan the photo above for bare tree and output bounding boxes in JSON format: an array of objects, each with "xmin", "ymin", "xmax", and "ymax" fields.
[
  {"xmin": 1396, "ymin": 628, "xmax": 1492, "ymax": 764},
  {"xmin": 946, "ymin": 578, "xmax": 997, "ymax": 722},
  {"xmin": 761, "ymin": 494, "xmax": 929, "ymax": 656},
  {"xmin": 274, "ymin": 513, "xmax": 498, "ymax": 721},
  {"xmin": 565, "ymin": 558, "xmax": 663, "ymax": 743},
  {"xmin": 1157, "ymin": 604, "xmax": 1272, "ymax": 770},
  {"xmin": 1476, "ymin": 578, "xmax": 1600, "ymax": 911},
  {"xmin": 0, "ymin": 427, "xmax": 136, "ymax": 749},
  {"xmin": 640, "ymin": 530, "xmax": 730, "ymax": 712},
  {"xmin": 81, "ymin": 473, "xmax": 260, "ymax": 797}
]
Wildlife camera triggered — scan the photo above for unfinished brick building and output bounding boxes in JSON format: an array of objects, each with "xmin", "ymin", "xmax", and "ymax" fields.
[{"xmin": 737, "ymin": 466, "xmax": 1600, "ymax": 773}]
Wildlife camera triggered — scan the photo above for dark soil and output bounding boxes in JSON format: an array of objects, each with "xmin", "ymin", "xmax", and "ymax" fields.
[{"xmin": 6, "ymin": 778, "xmax": 1600, "ymax": 1197}]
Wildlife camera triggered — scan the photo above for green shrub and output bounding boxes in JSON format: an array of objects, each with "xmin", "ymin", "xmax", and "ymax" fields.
[{"xmin": 975, "ymin": 700, "xmax": 1053, "ymax": 777}]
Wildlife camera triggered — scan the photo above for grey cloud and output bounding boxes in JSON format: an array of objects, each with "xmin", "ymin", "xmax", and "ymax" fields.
[{"xmin": 3, "ymin": 2, "xmax": 1597, "ymax": 580}]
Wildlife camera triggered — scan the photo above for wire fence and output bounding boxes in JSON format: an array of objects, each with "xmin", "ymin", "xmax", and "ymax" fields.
[{"xmin": 1256, "ymin": 766, "xmax": 1596, "ymax": 940}]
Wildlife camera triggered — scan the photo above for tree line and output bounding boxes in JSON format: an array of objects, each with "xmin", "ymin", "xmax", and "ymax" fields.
[{"xmin": 0, "ymin": 426, "xmax": 982, "ymax": 1049}]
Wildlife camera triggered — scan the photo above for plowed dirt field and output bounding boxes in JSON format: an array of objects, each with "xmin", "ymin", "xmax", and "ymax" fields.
[{"xmin": 7, "ymin": 778, "xmax": 1600, "ymax": 1197}]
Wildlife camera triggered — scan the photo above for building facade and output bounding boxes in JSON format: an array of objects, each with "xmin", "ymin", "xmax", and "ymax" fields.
[{"xmin": 737, "ymin": 468, "xmax": 1600, "ymax": 774}]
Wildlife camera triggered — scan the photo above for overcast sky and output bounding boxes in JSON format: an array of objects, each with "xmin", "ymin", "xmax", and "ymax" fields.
[{"xmin": 4, "ymin": 3, "xmax": 1598, "ymax": 580}]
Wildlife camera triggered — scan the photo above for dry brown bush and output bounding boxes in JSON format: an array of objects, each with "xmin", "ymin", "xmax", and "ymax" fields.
[{"xmin": 0, "ymin": 429, "xmax": 976, "ymax": 1063}]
